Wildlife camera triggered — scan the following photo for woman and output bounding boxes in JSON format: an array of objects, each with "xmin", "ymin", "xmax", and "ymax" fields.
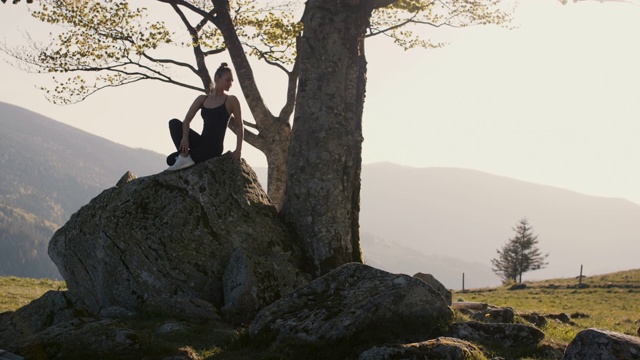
[{"xmin": 166, "ymin": 62, "xmax": 243, "ymax": 171}]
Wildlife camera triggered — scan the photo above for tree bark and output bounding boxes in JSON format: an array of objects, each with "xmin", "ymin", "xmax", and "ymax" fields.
[{"xmin": 281, "ymin": 0, "xmax": 375, "ymax": 276}]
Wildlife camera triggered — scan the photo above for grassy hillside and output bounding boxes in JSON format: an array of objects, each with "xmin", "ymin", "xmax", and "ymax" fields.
[
  {"xmin": 0, "ymin": 276, "xmax": 66, "ymax": 313},
  {"xmin": 456, "ymin": 269, "xmax": 640, "ymax": 341},
  {"xmin": 0, "ymin": 101, "xmax": 166, "ymax": 279},
  {"xmin": 2, "ymin": 269, "xmax": 639, "ymax": 359}
]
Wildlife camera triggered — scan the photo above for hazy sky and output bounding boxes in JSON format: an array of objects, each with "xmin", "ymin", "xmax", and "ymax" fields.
[{"xmin": 1, "ymin": 0, "xmax": 639, "ymax": 204}]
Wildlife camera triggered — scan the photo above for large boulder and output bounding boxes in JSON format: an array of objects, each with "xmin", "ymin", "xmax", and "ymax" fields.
[
  {"xmin": 250, "ymin": 263, "xmax": 454, "ymax": 358},
  {"xmin": 48, "ymin": 154, "xmax": 308, "ymax": 323},
  {"xmin": 563, "ymin": 328, "xmax": 640, "ymax": 360}
]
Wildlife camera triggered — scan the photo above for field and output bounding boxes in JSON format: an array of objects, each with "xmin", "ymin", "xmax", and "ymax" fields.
[
  {"xmin": 2, "ymin": 269, "xmax": 639, "ymax": 359},
  {"xmin": 455, "ymin": 269, "xmax": 640, "ymax": 342},
  {"xmin": 0, "ymin": 276, "xmax": 66, "ymax": 313}
]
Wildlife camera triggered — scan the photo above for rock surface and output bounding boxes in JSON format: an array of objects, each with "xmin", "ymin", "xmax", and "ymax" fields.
[
  {"xmin": 563, "ymin": 328, "xmax": 640, "ymax": 360},
  {"xmin": 10, "ymin": 318, "xmax": 139, "ymax": 360},
  {"xmin": 450, "ymin": 321, "xmax": 545, "ymax": 348},
  {"xmin": 413, "ymin": 272, "xmax": 452, "ymax": 305},
  {"xmin": 250, "ymin": 263, "xmax": 454, "ymax": 357},
  {"xmin": 358, "ymin": 337, "xmax": 485, "ymax": 360},
  {"xmin": 0, "ymin": 290, "xmax": 82, "ymax": 346},
  {"xmin": 48, "ymin": 155, "xmax": 308, "ymax": 323},
  {"xmin": 470, "ymin": 306, "xmax": 515, "ymax": 324},
  {"xmin": 142, "ymin": 295, "xmax": 220, "ymax": 323}
]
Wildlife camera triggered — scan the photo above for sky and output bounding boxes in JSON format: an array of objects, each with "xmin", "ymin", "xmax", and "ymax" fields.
[{"xmin": 1, "ymin": 0, "xmax": 640, "ymax": 205}]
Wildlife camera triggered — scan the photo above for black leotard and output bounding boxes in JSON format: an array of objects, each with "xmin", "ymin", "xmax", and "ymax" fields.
[
  {"xmin": 200, "ymin": 96, "xmax": 231, "ymax": 156},
  {"xmin": 167, "ymin": 96, "xmax": 231, "ymax": 165}
]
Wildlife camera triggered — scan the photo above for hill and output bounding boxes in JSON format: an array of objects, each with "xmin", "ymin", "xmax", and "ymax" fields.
[
  {"xmin": 2, "ymin": 102, "xmax": 639, "ymax": 289},
  {"xmin": 0, "ymin": 102, "xmax": 166, "ymax": 278},
  {"xmin": 358, "ymin": 163, "xmax": 640, "ymax": 289}
]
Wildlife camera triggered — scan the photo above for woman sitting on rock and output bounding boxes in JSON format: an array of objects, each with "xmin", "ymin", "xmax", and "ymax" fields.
[{"xmin": 166, "ymin": 62, "xmax": 243, "ymax": 171}]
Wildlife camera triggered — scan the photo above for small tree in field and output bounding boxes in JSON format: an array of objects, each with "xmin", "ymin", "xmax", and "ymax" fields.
[{"xmin": 492, "ymin": 218, "xmax": 549, "ymax": 284}]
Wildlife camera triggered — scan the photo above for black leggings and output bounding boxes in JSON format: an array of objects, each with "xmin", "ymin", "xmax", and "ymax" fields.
[{"xmin": 168, "ymin": 119, "xmax": 222, "ymax": 165}]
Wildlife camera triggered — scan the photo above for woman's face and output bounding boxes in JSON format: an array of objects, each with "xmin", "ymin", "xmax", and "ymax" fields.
[{"xmin": 216, "ymin": 72, "xmax": 234, "ymax": 91}]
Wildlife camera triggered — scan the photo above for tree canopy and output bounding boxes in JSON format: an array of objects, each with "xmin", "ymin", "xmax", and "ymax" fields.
[
  {"xmin": 0, "ymin": 0, "xmax": 514, "ymax": 208},
  {"xmin": 1, "ymin": 0, "xmax": 514, "ymax": 276}
]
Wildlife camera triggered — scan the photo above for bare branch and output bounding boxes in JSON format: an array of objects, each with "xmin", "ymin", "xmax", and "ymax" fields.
[{"xmin": 141, "ymin": 53, "xmax": 197, "ymax": 73}]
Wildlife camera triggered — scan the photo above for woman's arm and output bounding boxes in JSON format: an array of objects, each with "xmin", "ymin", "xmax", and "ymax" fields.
[
  {"xmin": 228, "ymin": 95, "xmax": 244, "ymax": 163},
  {"xmin": 180, "ymin": 95, "xmax": 207, "ymax": 156}
]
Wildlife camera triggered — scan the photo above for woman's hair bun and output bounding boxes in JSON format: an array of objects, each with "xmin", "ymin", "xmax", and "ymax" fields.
[{"xmin": 220, "ymin": 62, "xmax": 228, "ymax": 68}]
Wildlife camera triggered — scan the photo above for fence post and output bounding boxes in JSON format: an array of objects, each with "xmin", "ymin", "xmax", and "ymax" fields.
[
  {"xmin": 579, "ymin": 265, "xmax": 583, "ymax": 285},
  {"xmin": 462, "ymin": 272, "xmax": 465, "ymax": 292}
]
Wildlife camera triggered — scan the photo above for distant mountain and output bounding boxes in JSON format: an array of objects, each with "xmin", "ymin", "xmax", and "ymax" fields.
[
  {"xmin": 359, "ymin": 231, "xmax": 494, "ymax": 291},
  {"xmin": 358, "ymin": 163, "xmax": 640, "ymax": 289},
  {"xmin": 255, "ymin": 162, "xmax": 640, "ymax": 290},
  {"xmin": 3, "ymin": 102, "xmax": 639, "ymax": 289},
  {"xmin": 0, "ymin": 102, "xmax": 166, "ymax": 278}
]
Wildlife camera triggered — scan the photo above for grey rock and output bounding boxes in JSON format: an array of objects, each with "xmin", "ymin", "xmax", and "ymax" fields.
[
  {"xmin": 538, "ymin": 343, "xmax": 566, "ymax": 360},
  {"xmin": 519, "ymin": 312, "xmax": 548, "ymax": 328},
  {"xmin": 155, "ymin": 321, "xmax": 193, "ymax": 335},
  {"xmin": 413, "ymin": 272, "xmax": 452, "ymax": 305},
  {"xmin": 98, "ymin": 305, "xmax": 135, "ymax": 319},
  {"xmin": 563, "ymin": 328, "xmax": 640, "ymax": 360},
  {"xmin": 0, "ymin": 349, "xmax": 23, "ymax": 360},
  {"xmin": 143, "ymin": 295, "xmax": 220, "ymax": 323},
  {"xmin": 471, "ymin": 307, "xmax": 515, "ymax": 324},
  {"xmin": 11, "ymin": 318, "xmax": 139, "ymax": 360},
  {"xmin": 359, "ymin": 337, "xmax": 485, "ymax": 360},
  {"xmin": 508, "ymin": 283, "xmax": 527, "ymax": 290},
  {"xmin": 48, "ymin": 155, "xmax": 309, "ymax": 324},
  {"xmin": 250, "ymin": 263, "xmax": 454, "ymax": 357},
  {"xmin": 116, "ymin": 170, "xmax": 137, "ymax": 187},
  {"xmin": 450, "ymin": 321, "xmax": 545, "ymax": 348},
  {"xmin": 547, "ymin": 312, "xmax": 572, "ymax": 324},
  {"xmin": 0, "ymin": 290, "xmax": 82, "ymax": 348}
]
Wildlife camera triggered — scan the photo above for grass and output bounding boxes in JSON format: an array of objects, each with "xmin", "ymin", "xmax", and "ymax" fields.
[
  {"xmin": 2, "ymin": 269, "xmax": 640, "ymax": 359},
  {"xmin": 455, "ymin": 269, "xmax": 640, "ymax": 342},
  {"xmin": 0, "ymin": 276, "xmax": 66, "ymax": 313}
]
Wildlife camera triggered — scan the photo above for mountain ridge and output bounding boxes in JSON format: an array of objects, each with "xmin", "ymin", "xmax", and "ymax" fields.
[
  {"xmin": 364, "ymin": 161, "xmax": 638, "ymax": 206},
  {"xmin": 358, "ymin": 162, "xmax": 640, "ymax": 288},
  {"xmin": 2, "ymin": 101, "xmax": 639, "ymax": 289},
  {"xmin": 0, "ymin": 101, "xmax": 166, "ymax": 278}
]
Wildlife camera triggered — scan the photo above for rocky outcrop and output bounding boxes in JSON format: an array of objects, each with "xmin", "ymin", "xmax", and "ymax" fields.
[
  {"xmin": 563, "ymin": 328, "xmax": 640, "ymax": 359},
  {"xmin": 0, "ymin": 290, "xmax": 138, "ymax": 360},
  {"xmin": 470, "ymin": 306, "xmax": 515, "ymax": 323},
  {"xmin": 0, "ymin": 291, "xmax": 83, "ymax": 346},
  {"xmin": 450, "ymin": 321, "xmax": 545, "ymax": 348},
  {"xmin": 250, "ymin": 263, "xmax": 454, "ymax": 358},
  {"xmin": 413, "ymin": 272, "xmax": 452, "ymax": 305},
  {"xmin": 142, "ymin": 296, "xmax": 220, "ymax": 324},
  {"xmin": 10, "ymin": 318, "xmax": 139, "ymax": 360},
  {"xmin": 48, "ymin": 154, "xmax": 308, "ymax": 324},
  {"xmin": 358, "ymin": 337, "xmax": 485, "ymax": 360},
  {"xmin": 4, "ymin": 154, "xmax": 638, "ymax": 360}
]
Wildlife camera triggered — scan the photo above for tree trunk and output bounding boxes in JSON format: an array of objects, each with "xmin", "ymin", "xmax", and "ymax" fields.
[
  {"xmin": 211, "ymin": 0, "xmax": 294, "ymax": 209},
  {"xmin": 281, "ymin": 0, "xmax": 372, "ymax": 276},
  {"xmin": 262, "ymin": 126, "xmax": 291, "ymax": 210}
]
